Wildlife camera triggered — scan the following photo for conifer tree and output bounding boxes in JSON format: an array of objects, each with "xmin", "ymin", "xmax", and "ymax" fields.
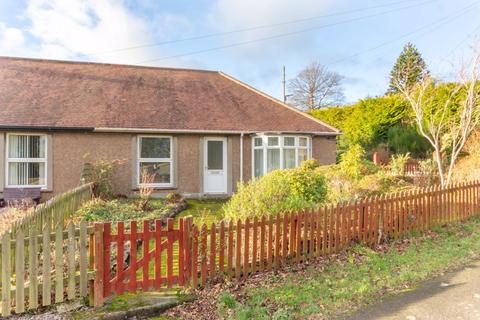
[{"xmin": 388, "ymin": 43, "xmax": 429, "ymax": 93}]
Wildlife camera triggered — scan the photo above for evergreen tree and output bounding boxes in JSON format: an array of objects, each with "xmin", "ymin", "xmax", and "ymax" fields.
[{"xmin": 388, "ymin": 43, "xmax": 429, "ymax": 93}]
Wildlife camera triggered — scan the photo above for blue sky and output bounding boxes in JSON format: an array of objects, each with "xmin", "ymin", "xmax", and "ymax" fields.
[{"xmin": 0, "ymin": 0, "xmax": 479, "ymax": 103}]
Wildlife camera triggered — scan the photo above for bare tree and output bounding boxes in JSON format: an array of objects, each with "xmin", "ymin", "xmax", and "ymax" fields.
[
  {"xmin": 394, "ymin": 49, "xmax": 480, "ymax": 186},
  {"xmin": 288, "ymin": 61, "xmax": 345, "ymax": 110}
]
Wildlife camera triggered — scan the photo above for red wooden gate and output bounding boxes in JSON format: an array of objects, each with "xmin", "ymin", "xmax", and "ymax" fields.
[{"xmin": 93, "ymin": 217, "xmax": 192, "ymax": 304}]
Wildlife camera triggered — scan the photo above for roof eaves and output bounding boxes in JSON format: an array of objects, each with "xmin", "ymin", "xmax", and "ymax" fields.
[
  {"xmin": 0, "ymin": 125, "xmax": 94, "ymax": 132},
  {"xmin": 93, "ymin": 127, "xmax": 341, "ymax": 135}
]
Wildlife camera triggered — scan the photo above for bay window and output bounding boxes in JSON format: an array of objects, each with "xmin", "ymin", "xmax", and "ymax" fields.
[
  {"xmin": 6, "ymin": 134, "xmax": 47, "ymax": 187},
  {"xmin": 252, "ymin": 135, "xmax": 311, "ymax": 178},
  {"xmin": 137, "ymin": 136, "xmax": 173, "ymax": 187}
]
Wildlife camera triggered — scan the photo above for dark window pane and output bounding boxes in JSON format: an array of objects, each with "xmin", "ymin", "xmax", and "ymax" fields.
[
  {"xmin": 284, "ymin": 137, "xmax": 295, "ymax": 146},
  {"xmin": 28, "ymin": 162, "xmax": 45, "ymax": 185},
  {"xmin": 207, "ymin": 141, "xmax": 223, "ymax": 170},
  {"xmin": 139, "ymin": 162, "xmax": 171, "ymax": 184},
  {"xmin": 268, "ymin": 136, "xmax": 279, "ymax": 146},
  {"xmin": 140, "ymin": 137, "xmax": 170, "ymax": 158}
]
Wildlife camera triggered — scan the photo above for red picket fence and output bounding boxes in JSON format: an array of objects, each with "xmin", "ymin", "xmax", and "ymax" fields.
[
  {"xmin": 92, "ymin": 219, "xmax": 189, "ymax": 306},
  {"xmin": 91, "ymin": 181, "xmax": 480, "ymax": 306},
  {"xmin": 404, "ymin": 159, "xmax": 421, "ymax": 176}
]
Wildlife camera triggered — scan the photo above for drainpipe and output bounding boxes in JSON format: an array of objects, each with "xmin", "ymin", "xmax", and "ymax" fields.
[{"xmin": 240, "ymin": 132, "xmax": 244, "ymax": 183}]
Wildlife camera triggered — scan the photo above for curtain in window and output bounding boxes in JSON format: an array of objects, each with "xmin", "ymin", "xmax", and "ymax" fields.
[
  {"xmin": 267, "ymin": 149, "xmax": 280, "ymax": 172},
  {"xmin": 298, "ymin": 149, "xmax": 308, "ymax": 165},
  {"xmin": 283, "ymin": 149, "xmax": 296, "ymax": 168},
  {"xmin": 7, "ymin": 135, "xmax": 46, "ymax": 186},
  {"xmin": 254, "ymin": 149, "xmax": 264, "ymax": 178}
]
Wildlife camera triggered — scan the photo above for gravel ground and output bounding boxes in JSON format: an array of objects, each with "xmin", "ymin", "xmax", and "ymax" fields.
[{"xmin": 7, "ymin": 312, "xmax": 65, "ymax": 320}]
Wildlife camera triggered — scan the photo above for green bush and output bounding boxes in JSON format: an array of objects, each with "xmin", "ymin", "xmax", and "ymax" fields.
[
  {"xmin": 389, "ymin": 153, "xmax": 411, "ymax": 176},
  {"xmin": 321, "ymin": 145, "xmax": 408, "ymax": 202},
  {"xmin": 323, "ymin": 167, "xmax": 408, "ymax": 203},
  {"xmin": 223, "ymin": 162, "xmax": 327, "ymax": 221},
  {"xmin": 387, "ymin": 124, "xmax": 431, "ymax": 158},
  {"xmin": 338, "ymin": 144, "xmax": 378, "ymax": 180},
  {"xmin": 75, "ymin": 198, "xmax": 163, "ymax": 222},
  {"xmin": 310, "ymin": 95, "xmax": 409, "ymax": 153}
]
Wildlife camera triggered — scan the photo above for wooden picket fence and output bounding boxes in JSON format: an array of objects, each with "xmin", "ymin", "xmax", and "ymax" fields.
[
  {"xmin": 92, "ymin": 181, "xmax": 480, "ymax": 306},
  {"xmin": 6, "ymin": 183, "xmax": 93, "ymax": 236},
  {"xmin": 0, "ymin": 184, "xmax": 94, "ymax": 316},
  {"xmin": 94, "ymin": 219, "xmax": 186, "ymax": 303},
  {"xmin": 2, "ymin": 181, "xmax": 480, "ymax": 314},
  {"xmin": 404, "ymin": 159, "xmax": 421, "ymax": 176},
  {"xmin": 1, "ymin": 221, "xmax": 95, "ymax": 316}
]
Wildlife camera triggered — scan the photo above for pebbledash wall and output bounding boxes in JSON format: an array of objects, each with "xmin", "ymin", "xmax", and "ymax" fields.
[{"xmin": 0, "ymin": 131, "xmax": 336, "ymax": 200}]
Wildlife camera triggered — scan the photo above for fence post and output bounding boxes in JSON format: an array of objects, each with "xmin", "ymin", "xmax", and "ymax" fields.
[
  {"xmin": 182, "ymin": 216, "xmax": 193, "ymax": 286},
  {"xmin": 1, "ymin": 232, "xmax": 11, "ymax": 316},
  {"xmin": 93, "ymin": 223, "xmax": 104, "ymax": 307}
]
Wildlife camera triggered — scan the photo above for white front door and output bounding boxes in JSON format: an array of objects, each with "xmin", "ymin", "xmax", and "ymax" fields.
[{"xmin": 204, "ymin": 137, "xmax": 227, "ymax": 194}]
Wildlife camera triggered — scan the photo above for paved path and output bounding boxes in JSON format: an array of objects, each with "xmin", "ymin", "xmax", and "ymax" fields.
[{"xmin": 346, "ymin": 259, "xmax": 480, "ymax": 320}]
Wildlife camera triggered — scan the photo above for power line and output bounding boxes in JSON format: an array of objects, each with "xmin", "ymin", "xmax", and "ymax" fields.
[
  {"xmin": 328, "ymin": 1, "xmax": 480, "ymax": 66},
  {"xmin": 75, "ymin": 0, "xmax": 431, "ymax": 59},
  {"xmin": 440, "ymin": 22, "xmax": 480, "ymax": 60},
  {"xmin": 137, "ymin": 0, "xmax": 439, "ymax": 64}
]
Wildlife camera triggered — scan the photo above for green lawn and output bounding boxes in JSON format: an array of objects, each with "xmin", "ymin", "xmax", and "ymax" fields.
[
  {"xmin": 176, "ymin": 199, "xmax": 227, "ymax": 227},
  {"xmin": 164, "ymin": 214, "xmax": 480, "ymax": 320}
]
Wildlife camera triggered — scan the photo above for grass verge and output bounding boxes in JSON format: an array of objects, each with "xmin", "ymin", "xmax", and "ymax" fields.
[{"xmin": 164, "ymin": 215, "xmax": 480, "ymax": 320}]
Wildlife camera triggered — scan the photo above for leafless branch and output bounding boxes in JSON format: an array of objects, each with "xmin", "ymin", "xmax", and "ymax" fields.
[{"xmin": 288, "ymin": 61, "xmax": 345, "ymax": 110}]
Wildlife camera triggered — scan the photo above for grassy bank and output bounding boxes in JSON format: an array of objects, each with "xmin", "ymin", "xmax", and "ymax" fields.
[{"xmin": 164, "ymin": 214, "xmax": 480, "ymax": 320}]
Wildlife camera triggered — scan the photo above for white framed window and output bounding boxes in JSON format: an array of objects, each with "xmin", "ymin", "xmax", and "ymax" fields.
[
  {"xmin": 6, "ymin": 133, "xmax": 47, "ymax": 188},
  {"xmin": 252, "ymin": 135, "xmax": 311, "ymax": 178},
  {"xmin": 137, "ymin": 136, "xmax": 173, "ymax": 187}
]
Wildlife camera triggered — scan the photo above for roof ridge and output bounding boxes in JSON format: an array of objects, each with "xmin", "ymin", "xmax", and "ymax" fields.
[
  {"xmin": 0, "ymin": 55, "xmax": 219, "ymax": 74},
  {"xmin": 217, "ymin": 72, "xmax": 341, "ymax": 134}
]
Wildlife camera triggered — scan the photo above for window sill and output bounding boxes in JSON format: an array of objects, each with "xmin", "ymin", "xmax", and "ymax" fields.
[
  {"xmin": 131, "ymin": 187, "xmax": 177, "ymax": 191},
  {"xmin": 3, "ymin": 186, "xmax": 52, "ymax": 192}
]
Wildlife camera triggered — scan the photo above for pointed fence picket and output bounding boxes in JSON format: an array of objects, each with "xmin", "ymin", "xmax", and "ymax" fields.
[
  {"xmin": 168, "ymin": 180, "xmax": 480, "ymax": 295},
  {"xmin": 0, "ymin": 221, "xmax": 94, "ymax": 316},
  {"xmin": 3, "ymin": 180, "xmax": 480, "ymax": 314}
]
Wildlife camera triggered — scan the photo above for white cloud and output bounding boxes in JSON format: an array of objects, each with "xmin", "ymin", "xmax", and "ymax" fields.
[
  {"xmin": 0, "ymin": 23, "xmax": 29, "ymax": 56},
  {"xmin": 24, "ymin": 0, "xmax": 156, "ymax": 63},
  {"xmin": 0, "ymin": 0, "xmax": 193, "ymax": 65}
]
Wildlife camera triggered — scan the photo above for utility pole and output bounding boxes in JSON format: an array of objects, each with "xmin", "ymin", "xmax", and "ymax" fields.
[{"xmin": 282, "ymin": 66, "xmax": 286, "ymax": 103}]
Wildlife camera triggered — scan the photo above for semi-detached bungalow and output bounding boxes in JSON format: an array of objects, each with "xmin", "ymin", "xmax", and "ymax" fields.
[{"xmin": 0, "ymin": 56, "xmax": 340, "ymax": 200}]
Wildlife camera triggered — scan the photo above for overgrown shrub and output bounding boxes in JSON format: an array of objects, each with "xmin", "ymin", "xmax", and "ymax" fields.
[
  {"xmin": 389, "ymin": 153, "xmax": 410, "ymax": 176},
  {"xmin": 75, "ymin": 198, "xmax": 164, "ymax": 222},
  {"xmin": 417, "ymin": 158, "xmax": 437, "ymax": 186},
  {"xmin": 338, "ymin": 144, "xmax": 378, "ymax": 179},
  {"xmin": 321, "ymin": 145, "xmax": 409, "ymax": 202},
  {"xmin": 134, "ymin": 170, "xmax": 155, "ymax": 211},
  {"xmin": 223, "ymin": 161, "xmax": 327, "ymax": 221},
  {"xmin": 452, "ymin": 130, "xmax": 480, "ymax": 183},
  {"xmin": 81, "ymin": 160, "xmax": 122, "ymax": 199},
  {"xmin": 323, "ymin": 167, "xmax": 408, "ymax": 203},
  {"xmin": 165, "ymin": 192, "xmax": 183, "ymax": 204}
]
